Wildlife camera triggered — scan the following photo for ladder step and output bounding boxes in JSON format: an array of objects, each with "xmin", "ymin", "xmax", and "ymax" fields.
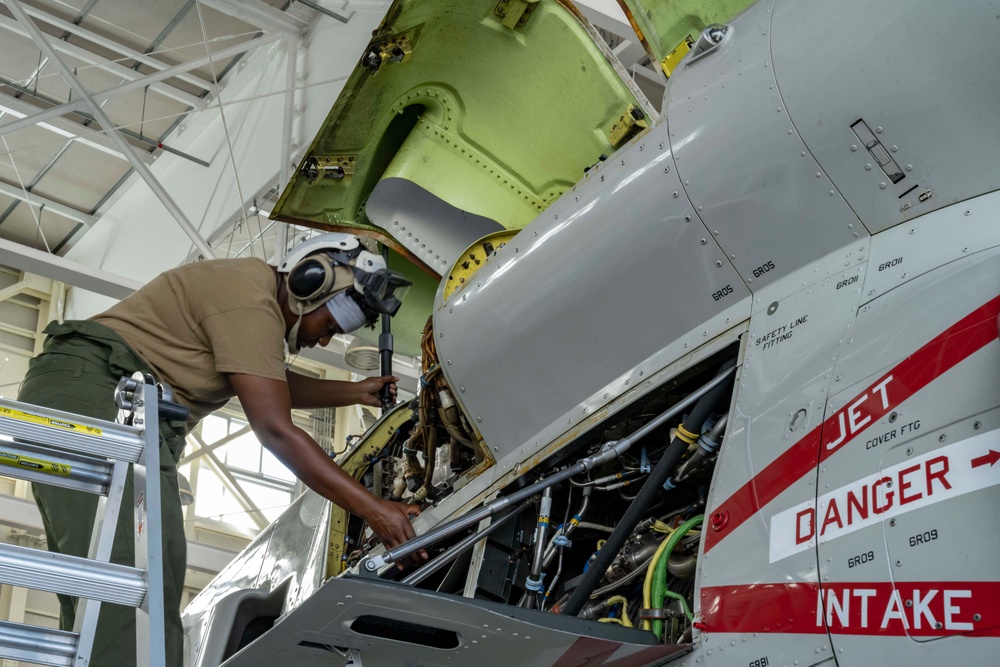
[
  {"xmin": 0, "ymin": 542, "xmax": 147, "ymax": 607},
  {"xmin": 0, "ymin": 397, "xmax": 145, "ymax": 463},
  {"xmin": 0, "ymin": 439, "xmax": 113, "ymax": 495},
  {"xmin": 0, "ymin": 619, "xmax": 77, "ymax": 667}
]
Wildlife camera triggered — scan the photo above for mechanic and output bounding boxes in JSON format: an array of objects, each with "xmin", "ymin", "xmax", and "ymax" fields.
[{"xmin": 17, "ymin": 232, "xmax": 425, "ymax": 666}]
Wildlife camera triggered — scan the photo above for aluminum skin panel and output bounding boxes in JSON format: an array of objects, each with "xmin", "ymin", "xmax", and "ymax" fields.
[
  {"xmin": 696, "ymin": 263, "xmax": 865, "ymax": 667},
  {"xmin": 811, "ymin": 248, "xmax": 1000, "ymax": 665},
  {"xmin": 862, "ymin": 192, "xmax": 1000, "ymax": 302},
  {"xmin": 434, "ymin": 122, "xmax": 751, "ymax": 464},
  {"xmin": 770, "ymin": 0, "xmax": 1000, "ymax": 235},
  {"xmin": 219, "ymin": 576, "xmax": 691, "ymax": 667},
  {"xmin": 183, "ymin": 491, "xmax": 330, "ymax": 667},
  {"xmin": 364, "ymin": 177, "xmax": 504, "ymax": 276},
  {"xmin": 665, "ymin": 0, "xmax": 866, "ymax": 296}
]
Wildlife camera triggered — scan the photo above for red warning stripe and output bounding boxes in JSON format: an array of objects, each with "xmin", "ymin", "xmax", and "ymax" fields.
[
  {"xmin": 703, "ymin": 296, "xmax": 1000, "ymax": 554},
  {"xmin": 700, "ymin": 581, "xmax": 1000, "ymax": 637}
]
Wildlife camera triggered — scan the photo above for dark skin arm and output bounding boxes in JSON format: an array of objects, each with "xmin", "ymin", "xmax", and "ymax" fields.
[
  {"xmin": 229, "ymin": 372, "xmax": 426, "ymax": 565},
  {"xmin": 284, "ymin": 370, "xmax": 397, "ymax": 409}
]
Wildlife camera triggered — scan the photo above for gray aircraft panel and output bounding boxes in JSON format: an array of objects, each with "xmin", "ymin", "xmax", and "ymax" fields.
[
  {"xmin": 220, "ymin": 576, "xmax": 691, "ymax": 667},
  {"xmin": 880, "ymin": 417, "xmax": 1000, "ymax": 637},
  {"xmin": 862, "ymin": 189, "xmax": 1000, "ymax": 303},
  {"xmin": 770, "ymin": 0, "xmax": 1000, "ymax": 235},
  {"xmin": 696, "ymin": 267, "xmax": 863, "ymax": 667},
  {"xmin": 434, "ymin": 122, "xmax": 751, "ymax": 462},
  {"xmin": 184, "ymin": 492, "xmax": 330, "ymax": 667},
  {"xmin": 665, "ymin": 0, "xmax": 865, "ymax": 296},
  {"xmin": 831, "ymin": 246, "xmax": 1000, "ymax": 394},
  {"xmin": 364, "ymin": 177, "xmax": 505, "ymax": 276}
]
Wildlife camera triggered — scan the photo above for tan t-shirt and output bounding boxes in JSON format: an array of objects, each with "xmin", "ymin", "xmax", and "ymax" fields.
[{"xmin": 92, "ymin": 258, "xmax": 287, "ymax": 429}]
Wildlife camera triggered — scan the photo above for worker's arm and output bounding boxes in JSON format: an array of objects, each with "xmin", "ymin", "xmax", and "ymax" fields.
[
  {"xmin": 285, "ymin": 370, "xmax": 397, "ymax": 409},
  {"xmin": 229, "ymin": 372, "xmax": 425, "ymax": 563}
]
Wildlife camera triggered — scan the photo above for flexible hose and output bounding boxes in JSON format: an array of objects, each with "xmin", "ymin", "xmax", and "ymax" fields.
[
  {"xmin": 561, "ymin": 359, "xmax": 735, "ymax": 616},
  {"xmin": 641, "ymin": 525, "xmax": 675, "ymax": 631},
  {"xmin": 650, "ymin": 515, "xmax": 703, "ymax": 638}
]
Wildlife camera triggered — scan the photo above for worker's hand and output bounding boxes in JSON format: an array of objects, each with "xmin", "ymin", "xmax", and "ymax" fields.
[
  {"xmin": 362, "ymin": 498, "xmax": 428, "ymax": 568},
  {"xmin": 355, "ymin": 375, "xmax": 397, "ymax": 407}
]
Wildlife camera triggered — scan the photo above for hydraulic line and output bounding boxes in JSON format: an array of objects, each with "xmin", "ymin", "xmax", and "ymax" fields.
[
  {"xmin": 400, "ymin": 502, "xmax": 529, "ymax": 586},
  {"xmin": 539, "ymin": 488, "xmax": 588, "ymax": 569},
  {"xmin": 644, "ymin": 515, "xmax": 702, "ymax": 634},
  {"xmin": 522, "ymin": 488, "xmax": 553, "ymax": 608},
  {"xmin": 561, "ymin": 359, "xmax": 736, "ymax": 616},
  {"xmin": 362, "ymin": 363, "xmax": 736, "ymax": 572}
]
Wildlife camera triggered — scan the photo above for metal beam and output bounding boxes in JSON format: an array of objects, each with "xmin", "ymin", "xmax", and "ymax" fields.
[
  {"xmin": 0, "ymin": 180, "xmax": 97, "ymax": 227},
  {"xmin": 189, "ymin": 431, "xmax": 270, "ymax": 530},
  {"xmin": 200, "ymin": 0, "xmax": 309, "ymax": 34},
  {"xmin": 0, "ymin": 238, "xmax": 141, "ymax": 299},
  {"xmin": 178, "ymin": 424, "xmax": 252, "ymax": 466},
  {"xmin": 0, "ymin": 31, "xmax": 285, "ymax": 140},
  {"xmin": 0, "ymin": 14, "xmax": 207, "ymax": 110},
  {"xmin": 6, "ymin": 0, "xmax": 216, "ymax": 260},
  {"xmin": 0, "ymin": 92, "xmax": 144, "ymax": 163},
  {"xmin": 18, "ymin": 4, "xmax": 214, "ymax": 93}
]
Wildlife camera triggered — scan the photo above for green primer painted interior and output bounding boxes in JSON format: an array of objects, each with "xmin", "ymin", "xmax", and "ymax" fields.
[{"xmin": 272, "ymin": 0, "xmax": 652, "ymax": 356}]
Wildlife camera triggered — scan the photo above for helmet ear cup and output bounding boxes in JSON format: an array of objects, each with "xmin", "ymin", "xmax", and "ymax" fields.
[
  {"xmin": 287, "ymin": 257, "xmax": 331, "ymax": 300},
  {"xmin": 285, "ymin": 253, "xmax": 341, "ymax": 311}
]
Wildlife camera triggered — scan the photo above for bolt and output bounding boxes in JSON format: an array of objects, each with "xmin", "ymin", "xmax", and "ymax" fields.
[
  {"xmin": 896, "ymin": 559, "xmax": 902, "ymax": 567},
  {"xmin": 889, "ymin": 518, "xmax": 896, "ymax": 527},
  {"xmin": 939, "ymin": 434, "xmax": 946, "ymax": 442}
]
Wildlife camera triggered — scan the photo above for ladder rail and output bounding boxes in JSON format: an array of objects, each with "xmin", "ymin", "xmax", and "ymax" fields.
[
  {"xmin": 0, "ymin": 397, "xmax": 144, "ymax": 462},
  {"xmin": 0, "ymin": 620, "xmax": 77, "ymax": 667},
  {"xmin": 0, "ymin": 439, "xmax": 113, "ymax": 494},
  {"xmin": 133, "ymin": 380, "xmax": 167, "ymax": 667},
  {"xmin": 74, "ymin": 459, "xmax": 131, "ymax": 665},
  {"xmin": 0, "ymin": 377, "xmax": 169, "ymax": 667}
]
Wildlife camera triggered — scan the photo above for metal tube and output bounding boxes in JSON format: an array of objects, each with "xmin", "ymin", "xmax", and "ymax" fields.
[
  {"xmin": 400, "ymin": 503, "xmax": 528, "ymax": 586},
  {"xmin": 561, "ymin": 359, "xmax": 737, "ymax": 616},
  {"xmin": 5, "ymin": 0, "xmax": 217, "ymax": 261},
  {"xmin": 362, "ymin": 363, "xmax": 736, "ymax": 571},
  {"xmin": 542, "ymin": 486, "xmax": 591, "ymax": 569},
  {"xmin": 522, "ymin": 487, "xmax": 553, "ymax": 608}
]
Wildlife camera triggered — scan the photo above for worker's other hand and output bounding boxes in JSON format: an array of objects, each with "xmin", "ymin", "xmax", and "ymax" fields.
[
  {"xmin": 362, "ymin": 498, "xmax": 428, "ymax": 568},
  {"xmin": 355, "ymin": 375, "xmax": 397, "ymax": 407}
]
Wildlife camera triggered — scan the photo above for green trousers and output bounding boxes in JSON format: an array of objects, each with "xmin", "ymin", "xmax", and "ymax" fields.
[{"xmin": 17, "ymin": 320, "xmax": 187, "ymax": 667}]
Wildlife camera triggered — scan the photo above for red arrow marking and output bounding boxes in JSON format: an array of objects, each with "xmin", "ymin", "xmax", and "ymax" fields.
[{"xmin": 971, "ymin": 450, "xmax": 1000, "ymax": 469}]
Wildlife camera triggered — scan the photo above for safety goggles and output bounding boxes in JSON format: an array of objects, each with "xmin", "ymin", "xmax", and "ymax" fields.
[{"xmin": 350, "ymin": 265, "xmax": 412, "ymax": 317}]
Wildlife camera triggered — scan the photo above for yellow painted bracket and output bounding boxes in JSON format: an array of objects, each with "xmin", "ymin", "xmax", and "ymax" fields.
[
  {"xmin": 661, "ymin": 35, "xmax": 694, "ymax": 78},
  {"xmin": 609, "ymin": 104, "xmax": 649, "ymax": 147},
  {"xmin": 442, "ymin": 230, "xmax": 520, "ymax": 301},
  {"xmin": 494, "ymin": 0, "xmax": 540, "ymax": 29}
]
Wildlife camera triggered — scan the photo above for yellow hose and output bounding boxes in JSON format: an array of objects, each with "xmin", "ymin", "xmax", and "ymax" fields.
[
  {"xmin": 642, "ymin": 526, "xmax": 674, "ymax": 631},
  {"xmin": 604, "ymin": 595, "xmax": 633, "ymax": 628}
]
